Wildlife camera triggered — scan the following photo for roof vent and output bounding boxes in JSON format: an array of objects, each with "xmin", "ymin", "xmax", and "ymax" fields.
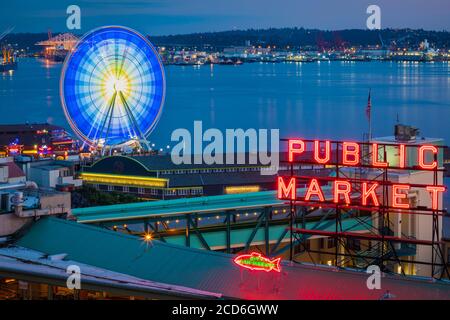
[{"xmin": 394, "ymin": 124, "xmax": 419, "ymax": 142}]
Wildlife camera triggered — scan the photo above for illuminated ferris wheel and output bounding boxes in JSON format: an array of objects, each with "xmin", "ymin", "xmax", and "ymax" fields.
[{"xmin": 60, "ymin": 26, "xmax": 165, "ymax": 151}]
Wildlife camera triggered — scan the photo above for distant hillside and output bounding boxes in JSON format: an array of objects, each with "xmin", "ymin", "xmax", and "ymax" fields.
[
  {"xmin": 3, "ymin": 28, "xmax": 450, "ymax": 52},
  {"xmin": 2, "ymin": 33, "xmax": 58, "ymax": 52},
  {"xmin": 150, "ymin": 28, "xmax": 450, "ymax": 49}
]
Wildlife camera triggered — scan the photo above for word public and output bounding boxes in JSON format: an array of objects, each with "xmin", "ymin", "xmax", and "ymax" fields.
[{"xmin": 287, "ymin": 139, "xmax": 440, "ymax": 170}]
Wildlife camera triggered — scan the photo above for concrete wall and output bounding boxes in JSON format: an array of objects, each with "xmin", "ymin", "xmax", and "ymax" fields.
[
  {"xmin": 29, "ymin": 168, "xmax": 59, "ymax": 188},
  {"xmin": 0, "ymin": 213, "xmax": 31, "ymax": 237}
]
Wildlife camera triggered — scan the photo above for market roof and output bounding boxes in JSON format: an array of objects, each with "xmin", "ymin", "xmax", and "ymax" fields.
[
  {"xmin": 73, "ymin": 189, "xmax": 286, "ymax": 223},
  {"xmin": 14, "ymin": 217, "xmax": 450, "ymax": 299},
  {"xmin": 0, "ymin": 246, "xmax": 220, "ymax": 299}
]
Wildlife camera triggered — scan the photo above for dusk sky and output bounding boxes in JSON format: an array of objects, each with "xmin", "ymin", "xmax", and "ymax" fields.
[{"xmin": 2, "ymin": 0, "xmax": 450, "ymax": 35}]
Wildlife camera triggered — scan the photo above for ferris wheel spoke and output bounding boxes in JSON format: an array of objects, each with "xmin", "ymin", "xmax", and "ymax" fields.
[
  {"xmin": 118, "ymin": 90, "xmax": 147, "ymax": 142},
  {"xmin": 116, "ymin": 46, "xmax": 129, "ymax": 79},
  {"xmin": 96, "ymin": 91, "xmax": 117, "ymax": 144}
]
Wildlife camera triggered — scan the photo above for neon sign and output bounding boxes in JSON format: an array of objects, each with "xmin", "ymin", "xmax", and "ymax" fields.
[
  {"xmin": 234, "ymin": 252, "xmax": 281, "ymax": 272},
  {"xmin": 278, "ymin": 139, "xmax": 446, "ymax": 212}
]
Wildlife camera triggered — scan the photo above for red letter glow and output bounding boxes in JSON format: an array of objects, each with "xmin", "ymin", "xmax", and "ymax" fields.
[
  {"xmin": 305, "ymin": 178, "xmax": 325, "ymax": 202},
  {"xmin": 362, "ymin": 182, "xmax": 380, "ymax": 206},
  {"xmin": 399, "ymin": 144, "xmax": 406, "ymax": 168},
  {"xmin": 426, "ymin": 185, "xmax": 446, "ymax": 210},
  {"xmin": 333, "ymin": 180, "xmax": 352, "ymax": 204},
  {"xmin": 288, "ymin": 139, "xmax": 305, "ymax": 162},
  {"xmin": 277, "ymin": 177, "xmax": 296, "ymax": 200},
  {"xmin": 418, "ymin": 145, "xmax": 438, "ymax": 170},
  {"xmin": 372, "ymin": 143, "xmax": 388, "ymax": 167},
  {"xmin": 392, "ymin": 184, "xmax": 410, "ymax": 209},
  {"xmin": 314, "ymin": 140, "xmax": 331, "ymax": 164},
  {"xmin": 342, "ymin": 142, "xmax": 360, "ymax": 166}
]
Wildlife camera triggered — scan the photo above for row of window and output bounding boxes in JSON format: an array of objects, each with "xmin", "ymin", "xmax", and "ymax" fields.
[
  {"xmin": 95, "ymin": 184, "xmax": 203, "ymax": 196},
  {"xmin": 159, "ymin": 167, "xmax": 262, "ymax": 175}
]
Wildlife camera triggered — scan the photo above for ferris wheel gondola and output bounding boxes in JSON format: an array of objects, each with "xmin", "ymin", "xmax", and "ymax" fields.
[{"xmin": 60, "ymin": 26, "xmax": 165, "ymax": 152}]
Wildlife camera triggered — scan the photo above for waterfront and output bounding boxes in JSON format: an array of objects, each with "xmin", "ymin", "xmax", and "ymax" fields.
[{"xmin": 1, "ymin": 58, "xmax": 450, "ymax": 146}]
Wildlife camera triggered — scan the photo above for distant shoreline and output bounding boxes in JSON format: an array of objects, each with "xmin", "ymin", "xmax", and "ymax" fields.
[{"xmin": 3, "ymin": 27, "xmax": 450, "ymax": 53}]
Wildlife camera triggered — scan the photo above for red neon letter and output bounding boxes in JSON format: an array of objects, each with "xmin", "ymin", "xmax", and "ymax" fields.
[
  {"xmin": 418, "ymin": 145, "xmax": 438, "ymax": 170},
  {"xmin": 305, "ymin": 178, "xmax": 325, "ymax": 202},
  {"xmin": 362, "ymin": 182, "xmax": 380, "ymax": 206},
  {"xmin": 277, "ymin": 177, "xmax": 296, "ymax": 200},
  {"xmin": 314, "ymin": 140, "xmax": 331, "ymax": 164},
  {"xmin": 342, "ymin": 142, "xmax": 360, "ymax": 166},
  {"xmin": 333, "ymin": 180, "xmax": 351, "ymax": 204},
  {"xmin": 372, "ymin": 143, "xmax": 388, "ymax": 167},
  {"xmin": 392, "ymin": 184, "xmax": 410, "ymax": 209},
  {"xmin": 288, "ymin": 139, "xmax": 305, "ymax": 162},
  {"xmin": 399, "ymin": 144, "xmax": 406, "ymax": 168},
  {"xmin": 426, "ymin": 186, "xmax": 446, "ymax": 210}
]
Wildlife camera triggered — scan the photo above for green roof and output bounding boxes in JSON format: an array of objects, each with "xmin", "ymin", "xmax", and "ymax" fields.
[
  {"xmin": 73, "ymin": 190, "xmax": 285, "ymax": 222},
  {"xmin": 73, "ymin": 187, "xmax": 333, "ymax": 223},
  {"xmin": 15, "ymin": 217, "xmax": 450, "ymax": 299}
]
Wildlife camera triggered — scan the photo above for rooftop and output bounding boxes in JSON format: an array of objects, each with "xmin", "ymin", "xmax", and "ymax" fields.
[
  {"xmin": 0, "ymin": 246, "xmax": 220, "ymax": 299},
  {"xmin": 372, "ymin": 135, "xmax": 444, "ymax": 144},
  {"xmin": 11, "ymin": 217, "xmax": 450, "ymax": 300}
]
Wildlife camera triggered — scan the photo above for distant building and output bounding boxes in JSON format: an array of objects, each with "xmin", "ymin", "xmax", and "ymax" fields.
[
  {"xmin": 0, "ymin": 123, "xmax": 77, "ymax": 159},
  {"xmin": 0, "ymin": 158, "xmax": 72, "ymax": 236},
  {"xmin": 25, "ymin": 160, "xmax": 82, "ymax": 191},
  {"xmin": 80, "ymin": 154, "xmax": 329, "ymax": 200},
  {"xmin": 0, "ymin": 157, "xmax": 26, "ymax": 184}
]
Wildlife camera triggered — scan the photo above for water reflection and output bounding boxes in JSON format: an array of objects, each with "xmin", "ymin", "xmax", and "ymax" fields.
[{"xmin": 0, "ymin": 58, "xmax": 449, "ymax": 146}]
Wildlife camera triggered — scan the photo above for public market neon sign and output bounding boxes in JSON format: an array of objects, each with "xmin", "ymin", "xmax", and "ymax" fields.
[{"xmin": 277, "ymin": 139, "xmax": 446, "ymax": 211}]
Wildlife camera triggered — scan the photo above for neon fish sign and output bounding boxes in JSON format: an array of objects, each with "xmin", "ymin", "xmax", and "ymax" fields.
[{"xmin": 234, "ymin": 252, "xmax": 281, "ymax": 272}]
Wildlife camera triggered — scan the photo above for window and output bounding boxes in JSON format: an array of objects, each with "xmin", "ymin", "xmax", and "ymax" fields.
[
  {"xmin": 178, "ymin": 189, "xmax": 189, "ymax": 196},
  {"xmin": 190, "ymin": 188, "xmax": 203, "ymax": 195},
  {"xmin": 327, "ymin": 237, "xmax": 336, "ymax": 249},
  {"xmin": 138, "ymin": 188, "xmax": 145, "ymax": 194},
  {"xmin": 347, "ymin": 239, "xmax": 361, "ymax": 251},
  {"xmin": 113, "ymin": 186, "xmax": 122, "ymax": 192},
  {"xmin": 164, "ymin": 189, "xmax": 177, "ymax": 196},
  {"xmin": 129, "ymin": 187, "xmax": 138, "ymax": 194},
  {"xmin": 319, "ymin": 238, "xmax": 325, "ymax": 249},
  {"xmin": 123, "ymin": 186, "xmax": 129, "ymax": 193},
  {"xmin": 294, "ymin": 240, "xmax": 310, "ymax": 254}
]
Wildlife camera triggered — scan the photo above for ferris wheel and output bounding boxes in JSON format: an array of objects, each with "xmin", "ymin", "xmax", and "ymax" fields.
[{"xmin": 60, "ymin": 26, "xmax": 165, "ymax": 151}]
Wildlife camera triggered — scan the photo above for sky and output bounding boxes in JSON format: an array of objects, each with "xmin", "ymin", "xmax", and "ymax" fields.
[{"xmin": 1, "ymin": 0, "xmax": 450, "ymax": 36}]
